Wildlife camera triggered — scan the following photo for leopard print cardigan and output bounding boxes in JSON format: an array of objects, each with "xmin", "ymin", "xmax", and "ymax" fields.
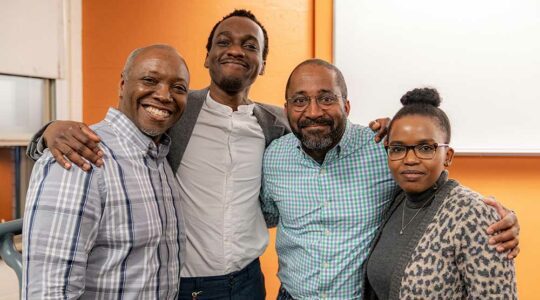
[{"xmin": 363, "ymin": 179, "xmax": 517, "ymax": 300}]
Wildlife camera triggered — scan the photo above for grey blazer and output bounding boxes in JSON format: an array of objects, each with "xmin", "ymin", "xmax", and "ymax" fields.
[
  {"xmin": 27, "ymin": 88, "xmax": 290, "ymax": 170},
  {"xmin": 166, "ymin": 88, "xmax": 290, "ymax": 173}
]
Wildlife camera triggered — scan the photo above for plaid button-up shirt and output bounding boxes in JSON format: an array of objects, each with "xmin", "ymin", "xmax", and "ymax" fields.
[
  {"xmin": 23, "ymin": 108, "xmax": 185, "ymax": 299},
  {"xmin": 262, "ymin": 121, "xmax": 397, "ymax": 299}
]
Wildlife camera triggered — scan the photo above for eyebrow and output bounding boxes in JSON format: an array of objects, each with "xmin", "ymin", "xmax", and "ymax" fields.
[
  {"xmin": 142, "ymin": 71, "xmax": 188, "ymax": 83},
  {"xmin": 388, "ymin": 139, "xmax": 436, "ymax": 145},
  {"xmin": 291, "ymin": 89, "xmax": 334, "ymax": 96}
]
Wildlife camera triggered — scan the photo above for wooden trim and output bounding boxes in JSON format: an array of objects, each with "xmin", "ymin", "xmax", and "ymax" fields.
[{"xmin": 313, "ymin": 0, "xmax": 333, "ymax": 62}]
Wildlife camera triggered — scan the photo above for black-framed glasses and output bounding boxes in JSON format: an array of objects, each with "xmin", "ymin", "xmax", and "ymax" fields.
[
  {"xmin": 286, "ymin": 92, "xmax": 342, "ymax": 112},
  {"xmin": 385, "ymin": 143, "xmax": 449, "ymax": 161}
]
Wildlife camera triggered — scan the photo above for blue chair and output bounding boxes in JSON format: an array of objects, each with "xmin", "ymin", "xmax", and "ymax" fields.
[{"xmin": 0, "ymin": 218, "xmax": 23, "ymax": 291}]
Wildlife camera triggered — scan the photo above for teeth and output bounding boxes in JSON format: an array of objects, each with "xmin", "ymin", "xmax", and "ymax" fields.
[{"xmin": 144, "ymin": 106, "xmax": 170, "ymax": 117}]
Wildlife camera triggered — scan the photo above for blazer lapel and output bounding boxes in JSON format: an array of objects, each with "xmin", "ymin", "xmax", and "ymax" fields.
[
  {"xmin": 167, "ymin": 88, "xmax": 208, "ymax": 173},
  {"xmin": 252, "ymin": 103, "xmax": 289, "ymax": 147}
]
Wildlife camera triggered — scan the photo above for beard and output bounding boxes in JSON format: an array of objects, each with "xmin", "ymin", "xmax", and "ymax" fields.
[
  {"xmin": 216, "ymin": 76, "xmax": 244, "ymax": 94},
  {"xmin": 140, "ymin": 126, "xmax": 162, "ymax": 138},
  {"xmin": 290, "ymin": 116, "xmax": 346, "ymax": 152}
]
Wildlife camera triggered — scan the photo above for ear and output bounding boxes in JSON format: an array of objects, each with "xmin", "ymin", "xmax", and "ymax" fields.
[
  {"xmin": 259, "ymin": 60, "xmax": 266, "ymax": 75},
  {"xmin": 444, "ymin": 147, "xmax": 455, "ymax": 167},
  {"xmin": 343, "ymin": 99, "xmax": 351, "ymax": 116},
  {"xmin": 204, "ymin": 53, "xmax": 209, "ymax": 69},
  {"xmin": 119, "ymin": 73, "xmax": 125, "ymax": 98}
]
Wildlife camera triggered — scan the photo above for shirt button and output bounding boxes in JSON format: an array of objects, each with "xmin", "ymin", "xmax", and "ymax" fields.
[
  {"xmin": 322, "ymin": 262, "xmax": 329, "ymax": 268},
  {"xmin": 321, "ymin": 292, "xmax": 327, "ymax": 298},
  {"xmin": 325, "ymin": 229, "xmax": 331, "ymax": 236},
  {"xmin": 319, "ymin": 168, "xmax": 326, "ymax": 175}
]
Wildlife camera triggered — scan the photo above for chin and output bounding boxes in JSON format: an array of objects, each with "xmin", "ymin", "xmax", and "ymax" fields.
[{"xmin": 399, "ymin": 182, "xmax": 429, "ymax": 194}]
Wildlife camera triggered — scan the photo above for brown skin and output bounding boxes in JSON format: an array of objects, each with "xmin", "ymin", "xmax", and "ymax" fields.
[
  {"xmin": 204, "ymin": 16, "xmax": 266, "ymax": 111},
  {"xmin": 119, "ymin": 47, "xmax": 189, "ymax": 143},
  {"xmin": 386, "ymin": 115, "xmax": 455, "ymax": 194},
  {"xmin": 285, "ymin": 64, "xmax": 350, "ymax": 163}
]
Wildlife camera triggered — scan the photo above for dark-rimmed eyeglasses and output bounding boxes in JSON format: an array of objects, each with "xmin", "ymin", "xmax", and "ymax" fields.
[
  {"xmin": 385, "ymin": 143, "xmax": 449, "ymax": 161},
  {"xmin": 286, "ymin": 92, "xmax": 342, "ymax": 112}
]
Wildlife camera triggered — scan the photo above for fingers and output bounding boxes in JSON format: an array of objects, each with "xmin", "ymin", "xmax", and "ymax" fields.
[
  {"xmin": 483, "ymin": 196, "xmax": 508, "ymax": 221},
  {"xmin": 81, "ymin": 125, "xmax": 101, "ymax": 143},
  {"xmin": 507, "ymin": 246, "xmax": 520, "ymax": 259},
  {"xmin": 69, "ymin": 127, "xmax": 104, "ymax": 166},
  {"xmin": 369, "ymin": 117, "xmax": 390, "ymax": 143},
  {"xmin": 487, "ymin": 215, "xmax": 517, "ymax": 238},
  {"xmin": 489, "ymin": 225, "xmax": 519, "ymax": 246},
  {"xmin": 494, "ymin": 237, "xmax": 519, "ymax": 253},
  {"xmin": 374, "ymin": 125, "xmax": 388, "ymax": 143},
  {"xmin": 369, "ymin": 120, "xmax": 381, "ymax": 131},
  {"xmin": 45, "ymin": 121, "xmax": 104, "ymax": 171},
  {"xmin": 56, "ymin": 142, "xmax": 92, "ymax": 171},
  {"xmin": 50, "ymin": 148, "xmax": 72, "ymax": 170}
]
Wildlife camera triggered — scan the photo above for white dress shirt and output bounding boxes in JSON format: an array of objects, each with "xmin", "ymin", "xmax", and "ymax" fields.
[{"xmin": 178, "ymin": 92, "xmax": 268, "ymax": 277}]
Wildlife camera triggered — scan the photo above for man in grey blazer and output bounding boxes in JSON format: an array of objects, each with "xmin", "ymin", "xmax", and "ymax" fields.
[{"xmin": 28, "ymin": 9, "xmax": 287, "ymax": 300}]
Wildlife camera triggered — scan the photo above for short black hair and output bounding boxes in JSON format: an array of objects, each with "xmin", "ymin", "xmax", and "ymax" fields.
[
  {"xmin": 206, "ymin": 9, "xmax": 269, "ymax": 61},
  {"xmin": 389, "ymin": 87, "xmax": 452, "ymax": 143},
  {"xmin": 285, "ymin": 59, "xmax": 348, "ymax": 101}
]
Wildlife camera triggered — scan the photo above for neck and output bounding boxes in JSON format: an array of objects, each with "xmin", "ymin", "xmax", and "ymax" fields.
[
  {"xmin": 405, "ymin": 171, "xmax": 448, "ymax": 206},
  {"xmin": 303, "ymin": 148, "xmax": 328, "ymax": 164},
  {"xmin": 209, "ymin": 83, "xmax": 252, "ymax": 111}
]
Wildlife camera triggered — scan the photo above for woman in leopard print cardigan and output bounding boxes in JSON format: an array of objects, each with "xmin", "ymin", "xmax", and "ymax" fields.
[{"xmin": 363, "ymin": 88, "xmax": 516, "ymax": 299}]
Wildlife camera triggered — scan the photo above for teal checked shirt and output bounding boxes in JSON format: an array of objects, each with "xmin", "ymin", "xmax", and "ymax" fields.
[{"xmin": 261, "ymin": 121, "xmax": 397, "ymax": 299}]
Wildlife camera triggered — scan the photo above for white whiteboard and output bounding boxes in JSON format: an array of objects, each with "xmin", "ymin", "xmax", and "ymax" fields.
[
  {"xmin": 0, "ymin": 0, "xmax": 63, "ymax": 79},
  {"xmin": 334, "ymin": 0, "xmax": 540, "ymax": 154}
]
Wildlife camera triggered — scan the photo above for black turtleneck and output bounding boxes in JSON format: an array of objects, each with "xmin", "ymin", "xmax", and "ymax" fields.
[{"xmin": 366, "ymin": 172, "xmax": 448, "ymax": 300}]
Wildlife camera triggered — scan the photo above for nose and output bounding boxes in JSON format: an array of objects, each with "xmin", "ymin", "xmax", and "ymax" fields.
[
  {"xmin": 225, "ymin": 43, "xmax": 245, "ymax": 58},
  {"xmin": 403, "ymin": 147, "xmax": 420, "ymax": 165},
  {"xmin": 154, "ymin": 84, "xmax": 172, "ymax": 102},
  {"xmin": 303, "ymin": 98, "xmax": 324, "ymax": 118}
]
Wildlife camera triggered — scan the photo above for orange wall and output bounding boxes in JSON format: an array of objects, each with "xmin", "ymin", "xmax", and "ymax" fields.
[
  {"xmin": 0, "ymin": 149, "xmax": 13, "ymax": 221},
  {"xmin": 83, "ymin": 1, "xmax": 539, "ymax": 299}
]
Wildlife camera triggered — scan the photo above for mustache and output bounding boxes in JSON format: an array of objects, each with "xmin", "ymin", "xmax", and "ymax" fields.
[{"xmin": 298, "ymin": 117, "xmax": 334, "ymax": 128}]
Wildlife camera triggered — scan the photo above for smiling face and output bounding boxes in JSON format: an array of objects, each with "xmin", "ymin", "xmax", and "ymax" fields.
[
  {"xmin": 204, "ymin": 16, "xmax": 266, "ymax": 94},
  {"xmin": 119, "ymin": 47, "xmax": 189, "ymax": 142},
  {"xmin": 285, "ymin": 63, "xmax": 350, "ymax": 158},
  {"xmin": 387, "ymin": 115, "xmax": 454, "ymax": 193}
]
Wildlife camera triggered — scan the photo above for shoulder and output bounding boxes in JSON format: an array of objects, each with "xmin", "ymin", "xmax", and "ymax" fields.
[
  {"xmin": 344, "ymin": 122, "xmax": 387, "ymax": 157},
  {"xmin": 188, "ymin": 88, "xmax": 209, "ymax": 101},
  {"xmin": 254, "ymin": 102, "xmax": 284, "ymax": 117},
  {"xmin": 264, "ymin": 133, "xmax": 297, "ymax": 160},
  {"xmin": 444, "ymin": 183, "xmax": 499, "ymax": 227},
  {"xmin": 348, "ymin": 123, "xmax": 378, "ymax": 145}
]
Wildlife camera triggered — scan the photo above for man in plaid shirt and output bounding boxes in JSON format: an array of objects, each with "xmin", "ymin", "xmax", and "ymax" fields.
[{"xmin": 23, "ymin": 45, "xmax": 188, "ymax": 299}]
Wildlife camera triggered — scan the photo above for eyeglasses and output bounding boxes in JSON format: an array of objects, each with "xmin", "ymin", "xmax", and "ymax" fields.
[
  {"xmin": 286, "ymin": 92, "xmax": 342, "ymax": 112},
  {"xmin": 385, "ymin": 143, "xmax": 449, "ymax": 161}
]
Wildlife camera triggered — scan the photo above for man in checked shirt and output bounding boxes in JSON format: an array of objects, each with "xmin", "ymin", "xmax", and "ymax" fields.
[{"xmin": 22, "ymin": 44, "xmax": 188, "ymax": 299}]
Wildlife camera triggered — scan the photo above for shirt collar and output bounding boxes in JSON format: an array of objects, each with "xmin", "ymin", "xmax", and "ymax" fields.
[
  {"xmin": 205, "ymin": 91, "xmax": 256, "ymax": 115},
  {"xmin": 104, "ymin": 108, "xmax": 171, "ymax": 159}
]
